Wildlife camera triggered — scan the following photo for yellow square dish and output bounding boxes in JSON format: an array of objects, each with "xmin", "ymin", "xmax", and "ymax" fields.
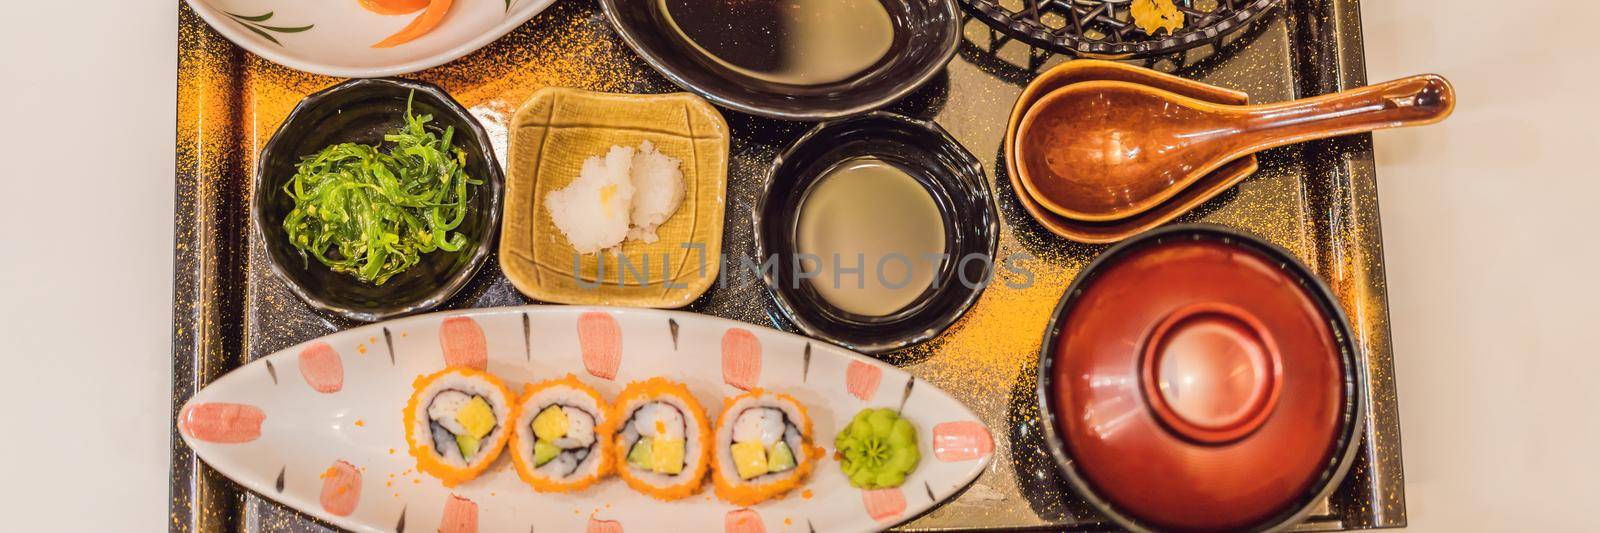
[{"xmin": 500, "ymin": 88, "xmax": 729, "ymax": 307}]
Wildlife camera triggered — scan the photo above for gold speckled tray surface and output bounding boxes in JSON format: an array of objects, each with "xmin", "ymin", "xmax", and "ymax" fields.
[
  {"xmin": 171, "ymin": 0, "xmax": 1406, "ymax": 530},
  {"xmin": 501, "ymin": 87, "xmax": 728, "ymax": 308}
]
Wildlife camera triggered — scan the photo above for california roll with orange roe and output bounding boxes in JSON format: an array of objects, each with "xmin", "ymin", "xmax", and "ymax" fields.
[
  {"xmin": 403, "ymin": 367, "xmax": 513, "ymax": 486},
  {"xmin": 508, "ymin": 375, "xmax": 614, "ymax": 493},
  {"xmin": 711, "ymin": 389, "xmax": 820, "ymax": 505},
  {"xmin": 611, "ymin": 378, "xmax": 712, "ymax": 500}
]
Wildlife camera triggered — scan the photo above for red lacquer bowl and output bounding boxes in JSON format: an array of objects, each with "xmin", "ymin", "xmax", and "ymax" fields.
[{"xmin": 1036, "ymin": 224, "xmax": 1365, "ymax": 532}]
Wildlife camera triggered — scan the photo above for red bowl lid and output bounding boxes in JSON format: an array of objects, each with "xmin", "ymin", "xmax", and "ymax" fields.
[{"xmin": 1039, "ymin": 225, "xmax": 1362, "ymax": 532}]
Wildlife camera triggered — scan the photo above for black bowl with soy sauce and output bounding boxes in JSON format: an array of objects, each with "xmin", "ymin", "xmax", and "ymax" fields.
[
  {"xmin": 755, "ymin": 112, "xmax": 998, "ymax": 354},
  {"xmin": 601, "ymin": 0, "xmax": 959, "ymax": 120},
  {"xmin": 253, "ymin": 78, "xmax": 503, "ymax": 322}
]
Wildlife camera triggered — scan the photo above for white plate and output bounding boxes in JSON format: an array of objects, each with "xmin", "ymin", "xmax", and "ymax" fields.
[
  {"xmin": 183, "ymin": 0, "xmax": 558, "ymax": 77},
  {"xmin": 178, "ymin": 306, "xmax": 994, "ymax": 533}
]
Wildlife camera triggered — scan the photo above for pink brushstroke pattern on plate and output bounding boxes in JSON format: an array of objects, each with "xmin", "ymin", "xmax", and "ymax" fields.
[
  {"xmin": 298, "ymin": 342, "xmax": 344, "ymax": 393},
  {"xmin": 721, "ymin": 328, "xmax": 761, "ymax": 390},
  {"xmin": 932, "ymin": 421, "xmax": 994, "ymax": 462},
  {"xmin": 318, "ymin": 460, "xmax": 361, "ymax": 517},
  {"xmin": 578, "ymin": 312, "xmax": 622, "ymax": 380},
  {"xmin": 724, "ymin": 509, "xmax": 764, "ymax": 533},
  {"xmin": 587, "ymin": 517, "xmax": 624, "ymax": 532},
  {"xmin": 862, "ymin": 488, "xmax": 906, "ymax": 523},
  {"xmin": 439, "ymin": 317, "xmax": 488, "ymax": 370},
  {"xmin": 440, "ymin": 494, "xmax": 478, "ymax": 533},
  {"xmin": 180, "ymin": 402, "xmax": 265, "ymax": 443},
  {"xmin": 845, "ymin": 361, "xmax": 882, "ymax": 401}
]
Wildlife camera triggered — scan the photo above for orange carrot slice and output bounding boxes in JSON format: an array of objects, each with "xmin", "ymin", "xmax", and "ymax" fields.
[
  {"xmin": 372, "ymin": 0, "xmax": 453, "ymax": 48},
  {"xmin": 359, "ymin": 0, "xmax": 429, "ymax": 15}
]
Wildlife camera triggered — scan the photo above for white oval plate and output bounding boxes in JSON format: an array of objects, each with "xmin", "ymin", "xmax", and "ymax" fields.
[
  {"xmin": 183, "ymin": 0, "xmax": 558, "ymax": 77},
  {"xmin": 178, "ymin": 306, "xmax": 994, "ymax": 533}
]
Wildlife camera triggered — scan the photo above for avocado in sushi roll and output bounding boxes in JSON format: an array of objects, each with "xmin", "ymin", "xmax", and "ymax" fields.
[
  {"xmin": 611, "ymin": 378, "xmax": 712, "ymax": 500},
  {"xmin": 403, "ymin": 367, "xmax": 514, "ymax": 486},
  {"xmin": 509, "ymin": 375, "xmax": 615, "ymax": 492},
  {"xmin": 712, "ymin": 389, "xmax": 820, "ymax": 505}
]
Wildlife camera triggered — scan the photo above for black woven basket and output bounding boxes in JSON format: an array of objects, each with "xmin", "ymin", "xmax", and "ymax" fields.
[{"xmin": 960, "ymin": 0, "xmax": 1280, "ymax": 59}]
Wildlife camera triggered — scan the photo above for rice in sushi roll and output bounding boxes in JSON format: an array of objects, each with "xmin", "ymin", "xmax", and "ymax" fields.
[
  {"xmin": 403, "ymin": 368, "xmax": 513, "ymax": 486},
  {"xmin": 509, "ymin": 374, "xmax": 614, "ymax": 492},
  {"xmin": 611, "ymin": 378, "xmax": 712, "ymax": 500},
  {"xmin": 711, "ymin": 389, "xmax": 820, "ymax": 505}
]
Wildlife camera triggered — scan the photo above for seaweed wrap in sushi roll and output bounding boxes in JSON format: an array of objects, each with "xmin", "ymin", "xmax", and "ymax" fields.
[
  {"xmin": 711, "ymin": 389, "xmax": 820, "ymax": 505},
  {"xmin": 611, "ymin": 378, "xmax": 712, "ymax": 500},
  {"xmin": 509, "ymin": 374, "xmax": 614, "ymax": 492},
  {"xmin": 403, "ymin": 367, "xmax": 513, "ymax": 486}
]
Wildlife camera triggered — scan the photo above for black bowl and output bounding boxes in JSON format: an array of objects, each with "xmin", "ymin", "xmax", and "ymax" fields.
[
  {"xmin": 754, "ymin": 112, "xmax": 998, "ymax": 354},
  {"xmin": 600, "ymin": 0, "xmax": 959, "ymax": 120},
  {"xmin": 253, "ymin": 78, "xmax": 504, "ymax": 322}
]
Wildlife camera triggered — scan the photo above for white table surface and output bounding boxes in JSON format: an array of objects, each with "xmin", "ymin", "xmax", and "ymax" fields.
[{"xmin": 0, "ymin": 1, "xmax": 1594, "ymax": 531}]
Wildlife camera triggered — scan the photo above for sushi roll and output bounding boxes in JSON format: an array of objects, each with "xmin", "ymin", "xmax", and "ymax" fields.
[
  {"xmin": 508, "ymin": 375, "xmax": 614, "ymax": 492},
  {"xmin": 611, "ymin": 378, "xmax": 712, "ymax": 500},
  {"xmin": 403, "ymin": 367, "xmax": 513, "ymax": 486},
  {"xmin": 711, "ymin": 390, "xmax": 819, "ymax": 505}
]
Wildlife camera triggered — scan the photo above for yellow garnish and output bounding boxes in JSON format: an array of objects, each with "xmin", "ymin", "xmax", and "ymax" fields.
[
  {"xmin": 455, "ymin": 396, "xmax": 496, "ymax": 439},
  {"xmin": 730, "ymin": 441, "xmax": 769, "ymax": 480},
  {"xmin": 532, "ymin": 405, "xmax": 568, "ymax": 441},
  {"xmin": 600, "ymin": 184, "xmax": 618, "ymax": 218},
  {"xmin": 651, "ymin": 437, "xmax": 685, "ymax": 474},
  {"xmin": 1131, "ymin": 0, "xmax": 1185, "ymax": 35}
]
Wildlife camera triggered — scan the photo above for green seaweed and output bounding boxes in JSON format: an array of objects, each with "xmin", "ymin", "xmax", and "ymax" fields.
[{"xmin": 281, "ymin": 91, "xmax": 481, "ymax": 285}]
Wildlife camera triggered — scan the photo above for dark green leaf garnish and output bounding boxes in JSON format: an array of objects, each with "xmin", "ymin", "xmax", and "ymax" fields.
[
  {"xmin": 281, "ymin": 91, "xmax": 481, "ymax": 286},
  {"xmin": 224, "ymin": 11, "xmax": 313, "ymax": 46}
]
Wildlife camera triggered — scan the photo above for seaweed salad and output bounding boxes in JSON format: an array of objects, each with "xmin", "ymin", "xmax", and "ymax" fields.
[{"xmin": 282, "ymin": 91, "xmax": 481, "ymax": 285}]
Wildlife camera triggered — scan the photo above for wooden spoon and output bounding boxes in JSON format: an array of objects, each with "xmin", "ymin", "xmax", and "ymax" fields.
[{"xmin": 1015, "ymin": 74, "xmax": 1455, "ymax": 222}]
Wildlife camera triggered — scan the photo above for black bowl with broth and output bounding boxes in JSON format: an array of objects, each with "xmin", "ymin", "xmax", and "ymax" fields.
[
  {"xmin": 253, "ymin": 78, "xmax": 503, "ymax": 322},
  {"xmin": 755, "ymin": 112, "xmax": 997, "ymax": 354},
  {"xmin": 601, "ymin": 0, "xmax": 960, "ymax": 120}
]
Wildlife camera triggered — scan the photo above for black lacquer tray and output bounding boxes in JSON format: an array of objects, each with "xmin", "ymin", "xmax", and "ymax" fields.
[{"xmin": 171, "ymin": 0, "xmax": 1406, "ymax": 530}]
